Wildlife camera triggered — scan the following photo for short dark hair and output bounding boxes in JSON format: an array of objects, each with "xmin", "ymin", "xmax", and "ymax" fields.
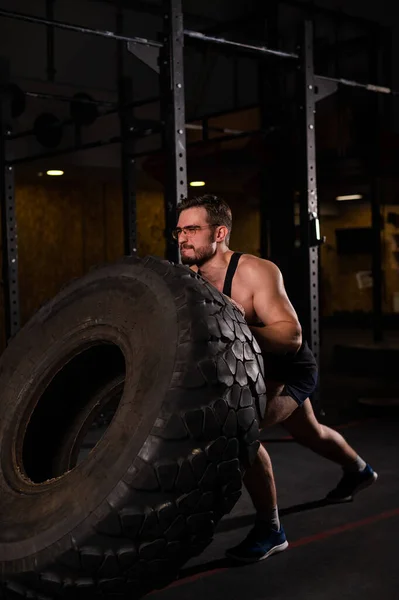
[{"xmin": 178, "ymin": 194, "xmax": 232, "ymax": 241}]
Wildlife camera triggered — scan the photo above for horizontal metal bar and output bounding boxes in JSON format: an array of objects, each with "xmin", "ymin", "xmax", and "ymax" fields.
[
  {"xmin": 24, "ymin": 90, "xmax": 159, "ymax": 113},
  {"xmin": 7, "ymin": 119, "xmax": 74, "ymax": 141},
  {"xmin": 124, "ymin": 95, "xmax": 160, "ymax": 108},
  {"xmin": 187, "ymin": 102, "xmax": 259, "ymax": 123},
  {"xmin": 0, "ymin": 8, "xmax": 163, "ymax": 47},
  {"xmin": 184, "ymin": 29, "xmax": 299, "ymax": 60},
  {"xmin": 185, "ymin": 123, "xmax": 246, "ymax": 135},
  {"xmin": 8, "ymin": 136, "xmax": 122, "ymax": 165},
  {"xmin": 316, "ymin": 74, "xmax": 397, "ymax": 96},
  {"xmin": 7, "ymin": 107, "xmax": 247, "ymax": 142},
  {"xmin": 25, "ymin": 90, "xmax": 115, "ymax": 106},
  {"xmin": 22, "ymin": 89, "xmax": 159, "ymax": 109},
  {"xmin": 131, "ymin": 124, "xmax": 278, "ymax": 160},
  {"xmin": 186, "ymin": 125, "xmax": 277, "ymax": 149},
  {"xmin": 6, "ymin": 95, "xmax": 161, "ymax": 140},
  {"xmin": 7, "ymin": 125, "xmax": 158, "ymax": 165}
]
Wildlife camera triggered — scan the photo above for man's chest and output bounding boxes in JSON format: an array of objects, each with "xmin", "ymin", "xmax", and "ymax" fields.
[{"xmin": 208, "ymin": 273, "xmax": 259, "ymax": 325}]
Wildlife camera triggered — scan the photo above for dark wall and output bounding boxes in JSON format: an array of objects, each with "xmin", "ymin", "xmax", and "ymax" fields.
[{"xmin": 0, "ymin": 178, "xmax": 261, "ymax": 349}]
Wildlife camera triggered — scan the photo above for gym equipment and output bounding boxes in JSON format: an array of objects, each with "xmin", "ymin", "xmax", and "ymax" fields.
[{"xmin": 0, "ymin": 256, "xmax": 266, "ymax": 598}]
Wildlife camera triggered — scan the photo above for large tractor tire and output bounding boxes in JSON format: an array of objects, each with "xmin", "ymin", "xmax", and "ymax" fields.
[{"xmin": 0, "ymin": 256, "xmax": 266, "ymax": 599}]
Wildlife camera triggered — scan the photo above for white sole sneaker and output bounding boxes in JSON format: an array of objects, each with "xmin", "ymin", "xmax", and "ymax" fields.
[
  {"xmin": 226, "ymin": 540, "xmax": 289, "ymax": 564},
  {"xmin": 351, "ymin": 470, "xmax": 378, "ymax": 498},
  {"xmin": 327, "ymin": 470, "xmax": 378, "ymax": 503}
]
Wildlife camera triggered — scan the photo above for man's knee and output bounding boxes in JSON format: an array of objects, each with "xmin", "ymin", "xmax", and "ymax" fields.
[
  {"xmin": 311, "ymin": 422, "xmax": 327, "ymax": 441},
  {"xmin": 282, "ymin": 403, "xmax": 326, "ymax": 441}
]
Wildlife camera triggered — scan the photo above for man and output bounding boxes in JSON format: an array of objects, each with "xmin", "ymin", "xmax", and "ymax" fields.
[{"xmin": 173, "ymin": 194, "xmax": 377, "ymax": 563}]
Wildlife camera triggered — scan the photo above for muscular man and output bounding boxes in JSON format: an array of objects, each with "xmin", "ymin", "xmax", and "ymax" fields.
[{"xmin": 173, "ymin": 194, "xmax": 377, "ymax": 563}]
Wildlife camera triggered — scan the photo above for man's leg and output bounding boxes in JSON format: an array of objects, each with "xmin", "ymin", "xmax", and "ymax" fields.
[
  {"xmin": 243, "ymin": 444, "xmax": 277, "ymax": 517},
  {"xmin": 226, "ymin": 443, "xmax": 288, "ymax": 563},
  {"xmin": 239, "ymin": 382, "xmax": 297, "ymax": 524},
  {"xmin": 225, "ymin": 384, "xmax": 292, "ymax": 563},
  {"xmin": 260, "ymin": 380, "xmax": 299, "ymax": 427},
  {"xmin": 282, "ymin": 399, "xmax": 377, "ymax": 501},
  {"xmin": 282, "ymin": 399, "xmax": 359, "ymax": 465}
]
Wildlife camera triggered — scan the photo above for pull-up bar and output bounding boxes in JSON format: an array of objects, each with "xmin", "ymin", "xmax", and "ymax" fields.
[
  {"xmin": 316, "ymin": 75, "xmax": 396, "ymax": 97},
  {"xmin": 0, "ymin": 7, "xmax": 396, "ymax": 98},
  {"xmin": 0, "ymin": 7, "xmax": 295, "ymax": 57},
  {"xmin": 0, "ymin": 8, "xmax": 163, "ymax": 48},
  {"xmin": 183, "ymin": 29, "xmax": 299, "ymax": 60}
]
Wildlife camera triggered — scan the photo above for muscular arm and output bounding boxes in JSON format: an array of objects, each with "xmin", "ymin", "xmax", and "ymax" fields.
[{"xmin": 246, "ymin": 259, "xmax": 302, "ymax": 355}]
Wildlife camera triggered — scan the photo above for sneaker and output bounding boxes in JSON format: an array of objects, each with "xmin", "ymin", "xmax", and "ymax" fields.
[
  {"xmin": 326, "ymin": 464, "xmax": 378, "ymax": 503},
  {"xmin": 225, "ymin": 522, "xmax": 288, "ymax": 563}
]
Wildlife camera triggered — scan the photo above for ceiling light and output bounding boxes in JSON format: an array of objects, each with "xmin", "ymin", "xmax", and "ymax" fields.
[
  {"xmin": 336, "ymin": 194, "xmax": 363, "ymax": 201},
  {"xmin": 189, "ymin": 181, "xmax": 205, "ymax": 187},
  {"xmin": 46, "ymin": 169, "xmax": 64, "ymax": 176}
]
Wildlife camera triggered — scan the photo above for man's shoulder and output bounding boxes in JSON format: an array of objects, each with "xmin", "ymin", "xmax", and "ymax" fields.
[{"xmin": 238, "ymin": 254, "xmax": 280, "ymax": 278}]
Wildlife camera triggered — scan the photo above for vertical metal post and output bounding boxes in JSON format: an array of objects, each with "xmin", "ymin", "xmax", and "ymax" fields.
[
  {"xmin": 117, "ymin": 7, "xmax": 137, "ymax": 256},
  {"xmin": 258, "ymin": 2, "xmax": 297, "ymax": 299},
  {"xmin": 381, "ymin": 26, "xmax": 393, "ymax": 131},
  {"xmin": 258, "ymin": 1, "xmax": 281, "ymax": 260},
  {"xmin": 299, "ymin": 21, "xmax": 321, "ymax": 403},
  {"xmin": 369, "ymin": 27, "xmax": 383, "ymax": 342},
  {"xmin": 0, "ymin": 60, "xmax": 20, "ymax": 341},
  {"xmin": 161, "ymin": 0, "xmax": 187, "ymax": 263},
  {"xmin": 233, "ymin": 58, "xmax": 239, "ymax": 110},
  {"xmin": 370, "ymin": 175, "xmax": 383, "ymax": 342},
  {"xmin": 258, "ymin": 8, "xmax": 274, "ymax": 261},
  {"xmin": 46, "ymin": 0, "xmax": 56, "ymax": 82}
]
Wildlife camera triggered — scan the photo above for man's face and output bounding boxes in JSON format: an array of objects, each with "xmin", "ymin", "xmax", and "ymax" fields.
[{"xmin": 175, "ymin": 207, "xmax": 217, "ymax": 266}]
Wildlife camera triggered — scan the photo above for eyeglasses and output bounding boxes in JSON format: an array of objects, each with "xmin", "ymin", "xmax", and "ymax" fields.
[{"xmin": 171, "ymin": 225, "xmax": 216, "ymax": 240}]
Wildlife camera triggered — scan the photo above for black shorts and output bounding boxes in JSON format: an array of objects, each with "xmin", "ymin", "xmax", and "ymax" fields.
[
  {"xmin": 266, "ymin": 341, "xmax": 319, "ymax": 407},
  {"xmin": 282, "ymin": 371, "xmax": 318, "ymax": 407}
]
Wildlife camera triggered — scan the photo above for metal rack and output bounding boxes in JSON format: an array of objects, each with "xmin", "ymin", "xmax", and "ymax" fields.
[{"xmin": 0, "ymin": 2, "xmax": 393, "ymax": 394}]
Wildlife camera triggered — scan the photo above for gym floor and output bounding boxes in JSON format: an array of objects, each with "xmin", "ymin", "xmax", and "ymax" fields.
[{"xmin": 148, "ymin": 327, "xmax": 399, "ymax": 600}]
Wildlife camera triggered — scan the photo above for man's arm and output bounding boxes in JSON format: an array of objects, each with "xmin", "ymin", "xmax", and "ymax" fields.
[{"xmin": 246, "ymin": 259, "xmax": 302, "ymax": 355}]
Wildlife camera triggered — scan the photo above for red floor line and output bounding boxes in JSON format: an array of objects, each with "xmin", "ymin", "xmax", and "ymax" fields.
[
  {"xmin": 334, "ymin": 417, "xmax": 377, "ymax": 431},
  {"xmin": 166, "ymin": 567, "xmax": 229, "ymax": 589},
  {"xmin": 165, "ymin": 507, "xmax": 399, "ymax": 591},
  {"xmin": 289, "ymin": 507, "xmax": 399, "ymax": 548}
]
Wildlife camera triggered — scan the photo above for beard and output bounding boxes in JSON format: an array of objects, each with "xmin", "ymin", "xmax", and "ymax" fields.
[{"xmin": 180, "ymin": 243, "xmax": 216, "ymax": 267}]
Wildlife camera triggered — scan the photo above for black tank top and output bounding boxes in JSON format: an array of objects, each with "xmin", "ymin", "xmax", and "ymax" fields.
[{"xmin": 223, "ymin": 252, "xmax": 243, "ymax": 297}]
